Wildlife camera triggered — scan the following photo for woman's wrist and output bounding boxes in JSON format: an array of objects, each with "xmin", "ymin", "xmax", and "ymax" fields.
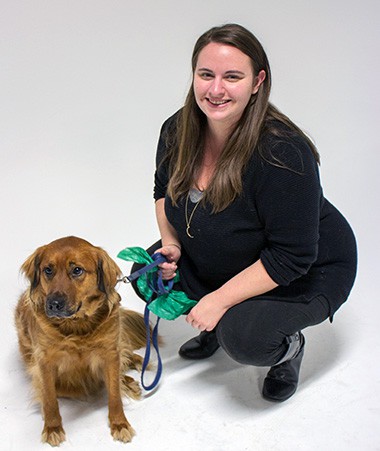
[{"xmin": 164, "ymin": 242, "xmax": 182, "ymax": 251}]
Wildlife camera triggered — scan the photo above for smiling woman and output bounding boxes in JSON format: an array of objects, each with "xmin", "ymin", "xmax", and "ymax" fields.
[{"xmin": 130, "ymin": 23, "xmax": 357, "ymax": 404}]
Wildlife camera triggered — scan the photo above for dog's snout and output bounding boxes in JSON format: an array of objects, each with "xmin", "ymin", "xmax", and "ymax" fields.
[{"xmin": 46, "ymin": 293, "xmax": 67, "ymax": 318}]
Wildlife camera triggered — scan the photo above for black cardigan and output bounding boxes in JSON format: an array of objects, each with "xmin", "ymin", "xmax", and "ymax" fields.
[{"xmin": 154, "ymin": 113, "xmax": 357, "ymax": 317}]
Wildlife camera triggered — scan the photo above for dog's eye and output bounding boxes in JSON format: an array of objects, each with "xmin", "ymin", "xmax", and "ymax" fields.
[
  {"xmin": 43, "ymin": 267, "xmax": 53, "ymax": 277},
  {"xmin": 72, "ymin": 267, "xmax": 84, "ymax": 277}
]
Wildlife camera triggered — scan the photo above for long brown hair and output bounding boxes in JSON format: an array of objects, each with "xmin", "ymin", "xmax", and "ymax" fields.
[{"xmin": 166, "ymin": 23, "xmax": 320, "ymax": 212}]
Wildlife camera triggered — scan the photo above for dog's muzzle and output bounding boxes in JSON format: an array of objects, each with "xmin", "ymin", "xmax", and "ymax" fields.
[{"xmin": 46, "ymin": 293, "xmax": 81, "ymax": 318}]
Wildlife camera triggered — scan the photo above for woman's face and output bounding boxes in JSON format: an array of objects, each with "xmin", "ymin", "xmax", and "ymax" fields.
[{"xmin": 193, "ymin": 42, "xmax": 265, "ymax": 131}]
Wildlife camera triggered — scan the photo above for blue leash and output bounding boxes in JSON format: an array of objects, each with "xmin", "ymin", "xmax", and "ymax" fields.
[{"xmin": 125, "ymin": 253, "xmax": 173, "ymax": 391}]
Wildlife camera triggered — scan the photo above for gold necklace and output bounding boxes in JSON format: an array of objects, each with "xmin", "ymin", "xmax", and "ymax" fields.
[{"xmin": 185, "ymin": 192, "xmax": 202, "ymax": 238}]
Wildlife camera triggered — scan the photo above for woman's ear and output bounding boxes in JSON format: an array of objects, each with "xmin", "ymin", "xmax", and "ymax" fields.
[{"xmin": 252, "ymin": 70, "xmax": 266, "ymax": 94}]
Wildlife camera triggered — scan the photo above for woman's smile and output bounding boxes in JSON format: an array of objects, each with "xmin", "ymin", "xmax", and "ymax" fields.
[{"xmin": 206, "ymin": 98, "xmax": 231, "ymax": 106}]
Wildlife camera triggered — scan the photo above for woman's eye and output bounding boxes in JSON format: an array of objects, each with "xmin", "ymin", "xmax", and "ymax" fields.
[
  {"xmin": 72, "ymin": 267, "xmax": 84, "ymax": 277},
  {"xmin": 199, "ymin": 72, "xmax": 213, "ymax": 79}
]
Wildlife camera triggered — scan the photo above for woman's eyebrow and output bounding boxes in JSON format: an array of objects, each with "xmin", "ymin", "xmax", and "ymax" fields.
[
  {"xmin": 225, "ymin": 70, "xmax": 246, "ymax": 75},
  {"xmin": 196, "ymin": 68, "xmax": 246, "ymax": 75}
]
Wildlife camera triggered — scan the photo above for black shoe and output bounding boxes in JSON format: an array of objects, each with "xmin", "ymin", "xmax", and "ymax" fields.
[
  {"xmin": 178, "ymin": 330, "xmax": 220, "ymax": 360},
  {"xmin": 262, "ymin": 333, "xmax": 305, "ymax": 402}
]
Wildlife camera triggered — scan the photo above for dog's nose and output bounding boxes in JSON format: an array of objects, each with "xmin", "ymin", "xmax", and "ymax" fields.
[{"xmin": 46, "ymin": 293, "xmax": 67, "ymax": 317}]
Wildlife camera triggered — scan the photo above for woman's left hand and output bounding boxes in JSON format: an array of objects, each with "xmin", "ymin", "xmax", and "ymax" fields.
[{"xmin": 186, "ymin": 292, "xmax": 228, "ymax": 332}]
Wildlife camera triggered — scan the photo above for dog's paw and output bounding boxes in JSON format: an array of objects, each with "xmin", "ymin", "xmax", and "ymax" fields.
[
  {"xmin": 121, "ymin": 375, "xmax": 142, "ymax": 400},
  {"xmin": 41, "ymin": 425, "xmax": 66, "ymax": 446},
  {"xmin": 110, "ymin": 421, "xmax": 135, "ymax": 443}
]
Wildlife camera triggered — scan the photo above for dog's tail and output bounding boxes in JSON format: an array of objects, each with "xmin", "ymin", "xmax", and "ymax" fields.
[{"xmin": 120, "ymin": 309, "xmax": 154, "ymax": 350}]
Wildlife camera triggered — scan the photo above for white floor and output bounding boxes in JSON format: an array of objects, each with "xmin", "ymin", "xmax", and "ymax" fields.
[{"xmin": 1, "ymin": 1, "xmax": 379, "ymax": 449}]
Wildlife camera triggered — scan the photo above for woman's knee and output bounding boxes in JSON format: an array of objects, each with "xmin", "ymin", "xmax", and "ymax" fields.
[{"xmin": 216, "ymin": 302, "xmax": 286, "ymax": 367}]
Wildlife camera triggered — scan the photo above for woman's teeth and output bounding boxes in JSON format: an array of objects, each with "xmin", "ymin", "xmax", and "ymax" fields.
[{"xmin": 208, "ymin": 99, "xmax": 229, "ymax": 105}]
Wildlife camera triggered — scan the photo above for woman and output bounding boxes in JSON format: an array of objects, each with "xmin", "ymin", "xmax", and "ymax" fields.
[{"xmin": 132, "ymin": 24, "xmax": 357, "ymax": 402}]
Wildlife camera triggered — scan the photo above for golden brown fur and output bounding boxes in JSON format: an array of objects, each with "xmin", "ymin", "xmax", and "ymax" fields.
[{"xmin": 15, "ymin": 236, "xmax": 148, "ymax": 446}]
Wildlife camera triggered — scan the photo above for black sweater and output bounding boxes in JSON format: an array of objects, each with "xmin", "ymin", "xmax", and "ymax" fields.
[{"xmin": 154, "ymin": 114, "xmax": 357, "ymax": 317}]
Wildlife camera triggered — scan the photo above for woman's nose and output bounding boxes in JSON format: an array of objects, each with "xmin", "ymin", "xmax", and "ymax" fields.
[{"xmin": 209, "ymin": 77, "xmax": 225, "ymax": 96}]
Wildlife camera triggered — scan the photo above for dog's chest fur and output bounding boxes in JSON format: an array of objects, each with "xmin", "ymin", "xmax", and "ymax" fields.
[{"xmin": 28, "ymin": 307, "xmax": 122, "ymax": 397}]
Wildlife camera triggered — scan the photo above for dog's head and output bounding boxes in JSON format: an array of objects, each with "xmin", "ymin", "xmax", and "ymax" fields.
[{"xmin": 21, "ymin": 236, "xmax": 122, "ymax": 320}]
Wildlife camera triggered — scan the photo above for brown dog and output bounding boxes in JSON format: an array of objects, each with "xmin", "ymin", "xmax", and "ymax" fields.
[{"xmin": 15, "ymin": 236, "xmax": 148, "ymax": 446}]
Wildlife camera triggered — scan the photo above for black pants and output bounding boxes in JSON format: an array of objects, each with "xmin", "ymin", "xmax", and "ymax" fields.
[
  {"xmin": 216, "ymin": 295, "xmax": 329, "ymax": 366},
  {"xmin": 130, "ymin": 242, "xmax": 330, "ymax": 368}
]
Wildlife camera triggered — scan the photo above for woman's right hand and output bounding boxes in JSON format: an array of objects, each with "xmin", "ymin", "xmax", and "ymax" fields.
[{"xmin": 155, "ymin": 244, "xmax": 181, "ymax": 280}]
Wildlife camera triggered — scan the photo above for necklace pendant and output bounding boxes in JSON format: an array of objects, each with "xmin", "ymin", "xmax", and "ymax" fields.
[
  {"xmin": 186, "ymin": 225, "xmax": 194, "ymax": 239},
  {"xmin": 185, "ymin": 191, "xmax": 202, "ymax": 239}
]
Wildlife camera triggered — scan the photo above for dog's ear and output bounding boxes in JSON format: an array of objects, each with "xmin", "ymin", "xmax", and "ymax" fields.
[
  {"xmin": 96, "ymin": 249, "xmax": 122, "ymax": 294},
  {"xmin": 20, "ymin": 246, "xmax": 45, "ymax": 290}
]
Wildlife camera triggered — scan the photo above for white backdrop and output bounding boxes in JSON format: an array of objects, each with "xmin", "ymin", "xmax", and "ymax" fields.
[{"xmin": 1, "ymin": 1, "xmax": 379, "ymax": 450}]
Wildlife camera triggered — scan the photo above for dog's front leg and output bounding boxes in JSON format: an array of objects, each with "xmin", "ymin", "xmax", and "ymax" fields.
[
  {"xmin": 38, "ymin": 361, "xmax": 66, "ymax": 446},
  {"xmin": 104, "ymin": 352, "xmax": 135, "ymax": 443}
]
